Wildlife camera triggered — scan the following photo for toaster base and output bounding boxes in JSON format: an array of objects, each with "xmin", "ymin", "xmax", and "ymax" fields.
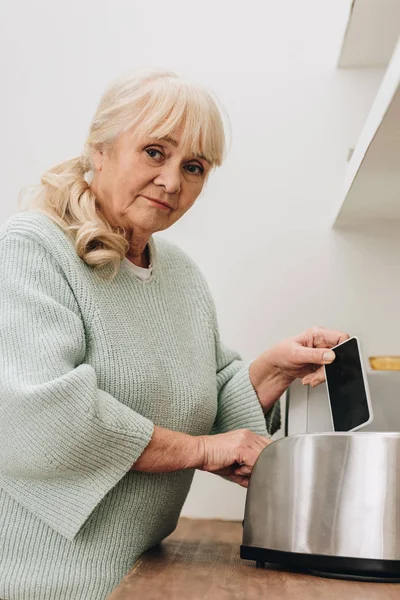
[
  {"xmin": 309, "ymin": 569, "xmax": 400, "ymax": 583},
  {"xmin": 240, "ymin": 545, "xmax": 400, "ymax": 581}
]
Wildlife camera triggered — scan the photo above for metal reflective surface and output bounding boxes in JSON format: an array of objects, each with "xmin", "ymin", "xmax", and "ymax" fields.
[{"xmin": 243, "ymin": 433, "xmax": 400, "ymax": 560}]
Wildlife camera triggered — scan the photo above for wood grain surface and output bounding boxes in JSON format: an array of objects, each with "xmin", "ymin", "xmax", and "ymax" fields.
[{"xmin": 108, "ymin": 518, "xmax": 400, "ymax": 599}]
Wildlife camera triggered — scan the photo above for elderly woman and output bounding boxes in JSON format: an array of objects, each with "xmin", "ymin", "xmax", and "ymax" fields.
[{"xmin": 0, "ymin": 68, "xmax": 348, "ymax": 600}]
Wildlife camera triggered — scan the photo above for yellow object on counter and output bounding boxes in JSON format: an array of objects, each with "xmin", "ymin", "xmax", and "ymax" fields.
[{"xmin": 369, "ymin": 356, "xmax": 400, "ymax": 371}]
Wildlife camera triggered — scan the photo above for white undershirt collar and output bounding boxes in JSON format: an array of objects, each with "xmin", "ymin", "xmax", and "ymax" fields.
[{"xmin": 123, "ymin": 258, "xmax": 153, "ymax": 281}]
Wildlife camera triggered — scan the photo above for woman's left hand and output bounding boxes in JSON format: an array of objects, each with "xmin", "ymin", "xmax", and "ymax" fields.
[
  {"xmin": 269, "ymin": 326, "xmax": 349, "ymax": 386},
  {"xmin": 249, "ymin": 326, "xmax": 350, "ymax": 413}
]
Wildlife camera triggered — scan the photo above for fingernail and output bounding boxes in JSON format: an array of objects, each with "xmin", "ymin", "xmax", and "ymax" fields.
[{"xmin": 323, "ymin": 351, "xmax": 335, "ymax": 362}]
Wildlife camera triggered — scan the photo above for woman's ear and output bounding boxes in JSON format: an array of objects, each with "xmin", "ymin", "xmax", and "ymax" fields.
[{"xmin": 91, "ymin": 148, "xmax": 104, "ymax": 172}]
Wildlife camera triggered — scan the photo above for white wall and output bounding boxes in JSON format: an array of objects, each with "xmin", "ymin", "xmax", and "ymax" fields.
[{"xmin": 2, "ymin": 0, "xmax": 396, "ymax": 520}]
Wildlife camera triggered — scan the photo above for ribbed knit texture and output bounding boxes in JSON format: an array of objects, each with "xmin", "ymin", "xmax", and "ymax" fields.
[{"xmin": 0, "ymin": 210, "xmax": 280, "ymax": 600}]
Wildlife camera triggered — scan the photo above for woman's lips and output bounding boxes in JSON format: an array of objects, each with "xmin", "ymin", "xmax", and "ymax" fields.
[{"xmin": 142, "ymin": 196, "xmax": 172, "ymax": 210}]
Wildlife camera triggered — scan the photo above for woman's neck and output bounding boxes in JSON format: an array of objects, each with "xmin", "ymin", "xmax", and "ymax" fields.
[{"xmin": 126, "ymin": 243, "xmax": 150, "ymax": 268}]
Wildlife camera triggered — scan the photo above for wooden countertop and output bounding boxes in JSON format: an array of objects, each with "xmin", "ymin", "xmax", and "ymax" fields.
[{"xmin": 108, "ymin": 518, "xmax": 400, "ymax": 600}]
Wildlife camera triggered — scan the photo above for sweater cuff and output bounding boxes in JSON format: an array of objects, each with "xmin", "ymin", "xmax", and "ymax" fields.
[
  {"xmin": 247, "ymin": 359, "xmax": 282, "ymax": 436},
  {"xmin": 244, "ymin": 364, "xmax": 281, "ymax": 436},
  {"xmin": 0, "ymin": 392, "xmax": 154, "ymax": 541},
  {"xmin": 215, "ymin": 364, "xmax": 271, "ymax": 436}
]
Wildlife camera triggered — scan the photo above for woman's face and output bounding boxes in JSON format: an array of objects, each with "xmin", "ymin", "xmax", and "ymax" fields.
[{"xmin": 91, "ymin": 128, "xmax": 212, "ymax": 237}]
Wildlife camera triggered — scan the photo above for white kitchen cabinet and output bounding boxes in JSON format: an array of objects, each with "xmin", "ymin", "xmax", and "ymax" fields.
[
  {"xmin": 333, "ymin": 37, "xmax": 400, "ymax": 225},
  {"xmin": 338, "ymin": 0, "xmax": 400, "ymax": 68}
]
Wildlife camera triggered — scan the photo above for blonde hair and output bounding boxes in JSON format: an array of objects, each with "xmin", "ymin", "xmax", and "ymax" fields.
[{"xmin": 20, "ymin": 68, "xmax": 229, "ymax": 278}]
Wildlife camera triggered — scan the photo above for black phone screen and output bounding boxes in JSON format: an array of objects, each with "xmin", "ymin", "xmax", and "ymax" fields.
[{"xmin": 325, "ymin": 337, "xmax": 371, "ymax": 431}]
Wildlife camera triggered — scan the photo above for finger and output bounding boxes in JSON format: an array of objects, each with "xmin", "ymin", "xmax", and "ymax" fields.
[
  {"xmin": 294, "ymin": 344, "xmax": 336, "ymax": 367},
  {"xmin": 238, "ymin": 447, "xmax": 262, "ymax": 468},
  {"xmin": 310, "ymin": 327, "xmax": 350, "ymax": 349},
  {"xmin": 242, "ymin": 436, "xmax": 271, "ymax": 458},
  {"xmin": 301, "ymin": 364, "xmax": 320, "ymax": 384},
  {"xmin": 302, "ymin": 365, "xmax": 320, "ymax": 378},
  {"xmin": 234, "ymin": 465, "xmax": 252, "ymax": 476},
  {"xmin": 310, "ymin": 375, "xmax": 326, "ymax": 387},
  {"xmin": 303, "ymin": 362, "xmax": 328, "ymax": 385},
  {"xmin": 237, "ymin": 441, "xmax": 270, "ymax": 469},
  {"xmin": 226, "ymin": 473, "xmax": 249, "ymax": 488},
  {"xmin": 312, "ymin": 366, "xmax": 325, "ymax": 381},
  {"xmin": 213, "ymin": 467, "xmax": 234, "ymax": 478},
  {"xmin": 309, "ymin": 367, "xmax": 326, "ymax": 387}
]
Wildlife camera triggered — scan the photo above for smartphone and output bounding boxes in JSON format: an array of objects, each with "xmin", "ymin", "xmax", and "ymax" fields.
[{"xmin": 324, "ymin": 336, "xmax": 374, "ymax": 432}]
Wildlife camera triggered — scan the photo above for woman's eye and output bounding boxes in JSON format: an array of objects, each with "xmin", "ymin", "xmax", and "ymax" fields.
[
  {"xmin": 145, "ymin": 148, "xmax": 163, "ymax": 160},
  {"xmin": 185, "ymin": 164, "xmax": 204, "ymax": 176},
  {"xmin": 145, "ymin": 149, "xmax": 203, "ymax": 176}
]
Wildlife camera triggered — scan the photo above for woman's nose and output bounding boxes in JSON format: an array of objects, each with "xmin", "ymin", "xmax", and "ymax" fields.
[{"xmin": 154, "ymin": 163, "xmax": 181, "ymax": 194}]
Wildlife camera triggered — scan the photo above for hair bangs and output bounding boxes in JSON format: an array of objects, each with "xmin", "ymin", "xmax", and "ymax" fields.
[{"xmin": 132, "ymin": 77, "xmax": 226, "ymax": 167}]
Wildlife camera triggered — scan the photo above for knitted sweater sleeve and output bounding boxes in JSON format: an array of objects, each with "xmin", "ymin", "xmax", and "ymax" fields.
[
  {"xmin": 0, "ymin": 235, "xmax": 154, "ymax": 541},
  {"xmin": 212, "ymin": 330, "xmax": 281, "ymax": 437}
]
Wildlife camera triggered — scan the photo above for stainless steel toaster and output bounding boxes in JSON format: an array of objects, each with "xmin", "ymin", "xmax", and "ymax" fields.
[{"xmin": 241, "ymin": 432, "xmax": 400, "ymax": 580}]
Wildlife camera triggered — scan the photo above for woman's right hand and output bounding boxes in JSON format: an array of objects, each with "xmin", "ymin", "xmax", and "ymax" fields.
[
  {"xmin": 197, "ymin": 429, "xmax": 272, "ymax": 488},
  {"xmin": 132, "ymin": 425, "xmax": 271, "ymax": 487}
]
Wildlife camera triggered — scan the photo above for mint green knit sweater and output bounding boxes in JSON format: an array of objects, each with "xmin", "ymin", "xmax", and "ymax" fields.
[{"xmin": 0, "ymin": 210, "xmax": 280, "ymax": 600}]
